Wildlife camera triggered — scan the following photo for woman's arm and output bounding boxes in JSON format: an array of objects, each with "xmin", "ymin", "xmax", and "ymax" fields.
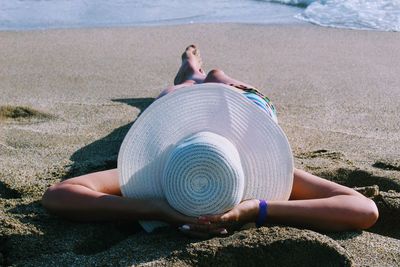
[
  {"xmin": 185, "ymin": 169, "xmax": 379, "ymax": 236},
  {"xmin": 41, "ymin": 169, "xmax": 197, "ymax": 225},
  {"xmin": 267, "ymin": 168, "xmax": 379, "ymax": 230},
  {"xmin": 42, "ymin": 168, "xmax": 379, "ymax": 235}
]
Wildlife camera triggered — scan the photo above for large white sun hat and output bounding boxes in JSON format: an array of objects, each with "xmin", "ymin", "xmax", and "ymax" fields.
[{"xmin": 118, "ymin": 83, "xmax": 294, "ymax": 233}]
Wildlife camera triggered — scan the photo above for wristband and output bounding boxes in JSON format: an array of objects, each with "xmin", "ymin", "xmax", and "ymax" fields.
[{"xmin": 256, "ymin": 199, "xmax": 268, "ymax": 228}]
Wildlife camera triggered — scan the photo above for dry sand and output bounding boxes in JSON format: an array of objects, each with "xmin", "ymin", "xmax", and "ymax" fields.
[{"xmin": 0, "ymin": 24, "xmax": 399, "ymax": 266}]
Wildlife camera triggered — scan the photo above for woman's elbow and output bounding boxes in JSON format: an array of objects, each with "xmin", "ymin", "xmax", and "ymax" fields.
[
  {"xmin": 355, "ymin": 198, "xmax": 379, "ymax": 230},
  {"xmin": 41, "ymin": 184, "xmax": 63, "ymax": 213}
]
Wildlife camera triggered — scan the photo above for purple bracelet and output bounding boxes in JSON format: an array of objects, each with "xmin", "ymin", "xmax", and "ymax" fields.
[{"xmin": 256, "ymin": 199, "xmax": 268, "ymax": 228}]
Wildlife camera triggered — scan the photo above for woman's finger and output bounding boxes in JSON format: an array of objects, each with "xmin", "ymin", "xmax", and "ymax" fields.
[
  {"xmin": 200, "ymin": 208, "xmax": 240, "ymax": 223},
  {"xmin": 181, "ymin": 223, "xmax": 230, "ymax": 234},
  {"xmin": 181, "ymin": 215, "xmax": 199, "ymax": 225},
  {"xmin": 199, "ymin": 214, "xmax": 224, "ymax": 223},
  {"xmin": 201, "ymin": 211, "xmax": 238, "ymax": 223},
  {"xmin": 185, "ymin": 223, "xmax": 218, "ymax": 233}
]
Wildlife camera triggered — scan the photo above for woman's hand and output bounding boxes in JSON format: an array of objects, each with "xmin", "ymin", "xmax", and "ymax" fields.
[
  {"xmin": 202, "ymin": 199, "xmax": 259, "ymax": 223},
  {"xmin": 151, "ymin": 199, "xmax": 198, "ymax": 226},
  {"xmin": 179, "ymin": 199, "xmax": 260, "ymax": 239}
]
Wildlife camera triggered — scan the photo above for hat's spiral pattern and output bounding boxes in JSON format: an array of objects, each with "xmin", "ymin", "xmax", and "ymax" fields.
[{"xmin": 162, "ymin": 132, "xmax": 244, "ymax": 216}]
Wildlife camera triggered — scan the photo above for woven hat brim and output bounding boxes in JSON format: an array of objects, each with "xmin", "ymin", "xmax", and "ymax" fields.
[{"xmin": 118, "ymin": 83, "xmax": 294, "ymax": 232}]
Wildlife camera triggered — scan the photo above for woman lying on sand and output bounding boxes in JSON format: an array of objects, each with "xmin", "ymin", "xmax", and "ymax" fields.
[{"xmin": 42, "ymin": 45, "xmax": 379, "ymax": 238}]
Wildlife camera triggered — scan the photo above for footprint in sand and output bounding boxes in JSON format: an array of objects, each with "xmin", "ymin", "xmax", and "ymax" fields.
[
  {"xmin": 372, "ymin": 160, "xmax": 400, "ymax": 171},
  {"xmin": 73, "ymin": 223, "xmax": 142, "ymax": 255},
  {"xmin": 296, "ymin": 149, "xmax": 344, "ymax": 160},
  {"xmin": 165, "ymin": 228, "xmax": 352, "ymax": 266},
  {"xmin": 0, "ymin": 105, "xmax": 52, "ymax": 123},
  {"xmin": 318, "ymin": 168, "xmax": 400, "ymax": 192},
  {"xmin": 0, "ymin": 180, "xmax": 22, "ymax": 199}
]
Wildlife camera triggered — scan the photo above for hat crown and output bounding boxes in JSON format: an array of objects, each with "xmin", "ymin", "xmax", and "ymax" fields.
[{"xmin": 162, "ymin": 131, "xmax": 245, "ymax": 216}]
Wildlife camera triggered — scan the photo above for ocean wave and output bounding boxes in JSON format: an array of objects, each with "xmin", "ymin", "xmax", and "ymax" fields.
[
  {"xmin": 266, "ymin": 0, "xmax": 400, "ymax": 31},
  {"xmin": 266, "ymin": 0, "xmax": 316, "ymax": 8}
]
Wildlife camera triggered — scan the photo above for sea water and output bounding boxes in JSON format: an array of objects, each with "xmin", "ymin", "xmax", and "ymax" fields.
[{"xmin": 0, "ymin": 0, "xmax": 399, "ymax": 31}]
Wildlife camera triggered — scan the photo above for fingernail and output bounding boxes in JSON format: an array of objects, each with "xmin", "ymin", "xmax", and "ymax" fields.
[
  {"xmin": 182, "ymin": 225, "xmax": 190, "ymax": 230},
  {"xmin": 198, "ymin": 217, "xmax": 211, "ymax": 224},
  {"xmin": 220, "ymin": 229, "xmax": 228, "ymax": 234}
]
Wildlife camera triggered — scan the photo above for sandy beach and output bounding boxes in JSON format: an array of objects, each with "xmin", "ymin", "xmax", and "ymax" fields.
[{"xmin": 0, "ymin": 24, "xmax": 399, "ymax": 266}]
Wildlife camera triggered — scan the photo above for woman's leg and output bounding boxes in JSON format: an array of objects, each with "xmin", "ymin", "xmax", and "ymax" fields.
[
  {"xmin": 157, "ymin": 45, "xmax": 206, "ymax": 99},
  {"xmin": 203, "ymin": 69, "xmax": 256, "ymax": 89},
  {"xmin": 158, "ymin": 45, "xmax": 261, "ymax": 99}
]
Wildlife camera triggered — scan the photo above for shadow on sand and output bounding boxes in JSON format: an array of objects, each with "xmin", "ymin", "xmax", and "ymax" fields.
[{"xmin": 64, "ymin": 97, "xmax": 155, "ymax": 179}]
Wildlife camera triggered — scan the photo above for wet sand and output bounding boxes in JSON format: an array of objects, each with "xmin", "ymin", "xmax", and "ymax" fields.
[{"xmin": 0, "ymin": 24, "xmax": 399, "ymax": 266}]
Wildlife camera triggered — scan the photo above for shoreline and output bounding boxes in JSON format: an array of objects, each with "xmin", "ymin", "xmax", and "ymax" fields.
[{"xmin": 0, "ymin": 20, "xmax": 308, "ymax": 33}]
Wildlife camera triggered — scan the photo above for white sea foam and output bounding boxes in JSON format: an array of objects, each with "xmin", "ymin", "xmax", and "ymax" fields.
[
  {"xmin": 269, "ymin": 0, "xmax": 316, "ymax": 6},
  {"xmin": 268, "ymin": 0, "xmax": 400, "ymax": 31}
]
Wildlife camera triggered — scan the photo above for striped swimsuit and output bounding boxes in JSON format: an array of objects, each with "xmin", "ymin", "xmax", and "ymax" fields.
[{"xmin": 231, "ymin": 85, "xmax": 278, "ymax": 123}]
